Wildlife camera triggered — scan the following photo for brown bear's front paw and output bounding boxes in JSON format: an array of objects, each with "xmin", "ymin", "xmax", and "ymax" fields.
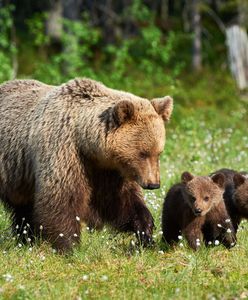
[
  {"xmin": 133, "ymin": 211, "xmax": 154, "ymax": 247},
  {"xmin": 135, "ymin": 226, "xmax": 154, "ymax": 247}
]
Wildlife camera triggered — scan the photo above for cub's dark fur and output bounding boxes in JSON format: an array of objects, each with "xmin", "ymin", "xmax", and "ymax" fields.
[{"xmin": 211, "ymin": 169, "xmax": 248, "ymax": 232}]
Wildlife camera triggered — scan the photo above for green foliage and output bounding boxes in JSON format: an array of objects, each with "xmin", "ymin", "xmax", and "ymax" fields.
[
  {"xmin": 0, "ymin": 5, "xmax": 16, "ymax": 82},
  {"xmin": 26, "ymin": 13, "xmax": 50, "ymax": 46},
  {"xmin": 25, "ymin": 1, "xmax": 183, "ymax": 88},
  {"xmin": 30, "ymin": 15, "xmax": 101, "ymax": 84}
]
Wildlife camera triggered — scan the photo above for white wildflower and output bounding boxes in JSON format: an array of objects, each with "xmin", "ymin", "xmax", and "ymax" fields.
[
  {"xmin": 3, "ymin": 274, "xmax": 13, "ymax": 282},
  {"xmin": 101, "ymin": 275, "xmax": 108, "ymax": 281},
  {"xmin": 18, "ymin": 284, "xmax": 25, "ymax": 290}
]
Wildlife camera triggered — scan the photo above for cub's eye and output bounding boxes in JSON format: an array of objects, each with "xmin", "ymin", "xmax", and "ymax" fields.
[
  {"xmin": 139, "ymin": 151, "xmax": 149, "ymax": 159},
  {"xmin": 191, "ymin": 196, "xmax": 196, "ymax": 202},
  {"xmin": 204, "ymin": 196, "xmax": 209, "ymax": 202}
]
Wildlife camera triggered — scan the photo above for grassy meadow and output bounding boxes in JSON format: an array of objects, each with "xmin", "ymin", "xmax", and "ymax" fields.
[{"xmin": 0, "ymin": 72, "xmax": 247, "ymax": 300}]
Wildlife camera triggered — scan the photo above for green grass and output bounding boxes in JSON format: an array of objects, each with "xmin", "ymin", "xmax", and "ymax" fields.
[{"xmin": 0, "ymin": 73, "xmax": 247, "ymax": 299}]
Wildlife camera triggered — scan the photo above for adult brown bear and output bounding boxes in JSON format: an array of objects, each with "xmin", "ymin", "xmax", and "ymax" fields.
[{"xmin": 0, "ymin": 78, "xmax": 173, "ymax": 252}]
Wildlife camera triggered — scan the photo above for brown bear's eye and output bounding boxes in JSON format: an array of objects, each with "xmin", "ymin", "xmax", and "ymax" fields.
[
  {"xmin": 204, "ymin": 196, "xmax": 209, "ymax": 202},
  {"xmin": 139, "ymin": 151, "xmax": 149, "ymax": 159}
]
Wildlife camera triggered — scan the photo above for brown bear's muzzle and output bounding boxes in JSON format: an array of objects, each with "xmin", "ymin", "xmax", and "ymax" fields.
[{"xmin": 142, "ymin": 183, "xmax": 160, "ymax": 190}]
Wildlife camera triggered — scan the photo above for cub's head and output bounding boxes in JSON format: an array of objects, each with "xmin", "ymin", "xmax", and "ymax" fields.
[
  {"xmin": 103, "ymin": 96, "xmax": 173, "ymax": 189},
  {"xmin": 181, "ymin": 171, "xmax": 225, "ymax": 216},
  {"xmin": 233, "ymin": 173, "xmax": 248, "ymax": 214}
]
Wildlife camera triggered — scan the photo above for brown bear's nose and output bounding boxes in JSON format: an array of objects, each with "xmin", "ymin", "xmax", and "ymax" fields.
[
  {"xmin": 145, "ymin": 183, "xmax": 160, "ymax": 190},
  {"xmin": 194, "ymin": 208, "xmax": 202, "ymax": 215}
]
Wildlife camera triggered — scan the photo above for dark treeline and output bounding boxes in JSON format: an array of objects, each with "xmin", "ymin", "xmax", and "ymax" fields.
[{"xmin": 0, "ymin": 0, "xmax": 247, "ymax": 89}]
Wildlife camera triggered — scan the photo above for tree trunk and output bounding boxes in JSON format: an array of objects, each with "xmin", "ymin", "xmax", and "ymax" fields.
[
  {"xmin": 226, "ymin": 25, "xmax": 248, "ymax": 90},
  {"xmin": 61, "ymin": 0, "xmax": 83, "ymax": 76},
  {"xmin": 160, "ymin": 0, "xmax": 168, "ymax": 25},
  {"xmin": 46, "ymin": 0, "xmax": 63, "ymax": 41},
  {"xmin": 62, "ymin": 0, "xmax": 82, "ymax": 20},
  {"xmin": 191, "ymin": 0, "xmax": 202, "ymax": 71}
]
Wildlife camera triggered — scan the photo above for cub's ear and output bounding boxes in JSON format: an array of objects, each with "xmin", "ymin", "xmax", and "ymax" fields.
[
  {"xmin": 112, "ymin": 100, "xmax": 135, "ymax": 126},
  {"xmin": 211, "ymin": 173, "xmax": 225, "ymax": 188},
  {"xmin": 233, "ymin": 173, "xmax": 246, "ymax": 188},
  {"xmin": 181, "ymin": 171, "xmax": 194, "ymax": 184},
  {"xmin": 151, "ymin": 96, "xmax": 173, "ymax": 122}
]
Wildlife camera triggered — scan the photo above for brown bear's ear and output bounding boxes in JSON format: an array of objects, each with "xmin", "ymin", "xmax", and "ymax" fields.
[
  {"xmin": 112, "ymin": 100, "xmax": 135, "ymax": 126},
  {"xmin": 181, "ymin": 171, "xmax": 194, "ymax": 184},
  {"xmin": 211, "ymin": 173, "xmax": 225, "ymax": 188},
  {"xmin": 151, "ymin": 96, "xmax": 173, "ymax": 122},
  {"xmin": 233, "ymin": 173, "xmax": 246, "ymax": 188}
]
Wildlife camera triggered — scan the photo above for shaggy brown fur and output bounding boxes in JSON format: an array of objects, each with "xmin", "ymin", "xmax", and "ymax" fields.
[
  {"xmin": 211, "ymin": 169, "xmax": 248, "ymax": 232},
  {"xmin": 162, "ymin": 172, "xmax": 236, "ymax": 250},
  {"xmin": 0, "ymin": 78, "xmax": 173, "ymax": 251}
]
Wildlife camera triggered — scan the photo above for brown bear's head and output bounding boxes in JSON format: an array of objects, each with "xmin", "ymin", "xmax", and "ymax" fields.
[
  {"xmin": 233, "ymin": 173, "xmax": 248, "ymax": 215},
  {"xmin": 103, "ymin": 96, "xmax": 173, "ymax": 189},
  {"xmin": 181, "ymin": 172, "xmax": 225, "ymax": 216}
]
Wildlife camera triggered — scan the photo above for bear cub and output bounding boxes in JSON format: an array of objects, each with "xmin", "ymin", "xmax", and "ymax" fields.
[
  {"xmin": 211, "ymin": 169, "xmax": 248, "ymax": 232},
  {"xmin": 162, "ymin": 171, "xmax": 236, "ymax": 250}
]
